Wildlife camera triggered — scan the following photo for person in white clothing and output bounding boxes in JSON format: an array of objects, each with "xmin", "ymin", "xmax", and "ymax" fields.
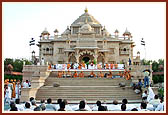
[
  {"xmin": 149, "ymin": 95, "xmax": 160, "ymax": 110},
  {"xmin": 147, "ymin": 85, "xmax": 155, "ymax": 102},
  {"xmin": 15, "ymin": 81, "xmax": 21, "ymax": 99},
  {"xmin": 15, "ymin": 99, "xmax": 24, "ymax": 111},
  {"xmin": 107, "ymin": 100, "xmax": 121, "ymax": 111},
  {"xmin": 24, "ymin": 102, "xmax": 33, "ymax": 111},
  {"xmin": 142, "ymin": 90, "xmax": 148, "ymax": 102},
  {"xmin": 23, "ymin": 80, "xmax": 30, "ymax": 88},
  {"xmin": 155, "ymin": 97, "xmax": 164, "ymax": 111},
  {"xmin": 5, "ymin": 84, "xmax": 12, "ymax": 104}
]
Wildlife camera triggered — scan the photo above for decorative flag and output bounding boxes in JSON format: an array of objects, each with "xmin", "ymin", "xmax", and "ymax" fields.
[
  {"xmin": 141, "ymin": 38, "xmax": 145, "ymax": 46},
  {"xmin": 29, "ymin": 38, "xmax": 35, "ymax": 46}
]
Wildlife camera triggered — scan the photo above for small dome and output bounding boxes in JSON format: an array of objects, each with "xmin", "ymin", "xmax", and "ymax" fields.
[
  {"xmin": 114, "ymin": 29, "xmax": 119, "ymax": 33},
  {"xmin": 123, "ymin": 28, "xmax": 131, "ymax": 36},
  {"xmin": 54, "ymin": 29, "xmax": 59, "ymax": 33},
  {"xmin": 41, "ymin": 28, "xmax": 50, "ymax": 35}
]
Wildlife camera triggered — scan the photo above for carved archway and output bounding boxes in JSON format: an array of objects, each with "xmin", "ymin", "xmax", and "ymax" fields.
[
  {"xmin": 68, "ymin": 53, "xmax": 76, "ymax": 63},
  {"xmin": 97, "ymin": 53, "xmax": 105, "ymax": 64}
]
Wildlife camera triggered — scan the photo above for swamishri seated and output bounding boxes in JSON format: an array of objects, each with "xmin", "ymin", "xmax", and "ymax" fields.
[
  {"xmin": 58, "ymin": 71, "xmax": 63, "ymax": 78},
  {"xmin": 73, "ymin": 71, "xmax": 78, "ymax": 78},
  {"xmin": 89, "ymin": 71, "xmax": 96, "ymax": 78},
  {"xmin": 98, "ymin": 71, "xmax": 104, "ymax": 78},
  {"xmin": 107, "ymin": 71, "xmax": 113, "ymax": 78},
  {"xmin": 66, "ymin": 70, "xmax": 72, "ymax": 78},
  {"xmin": 79, "ymin": 71, "xmax": 84, "ymax": 78}
]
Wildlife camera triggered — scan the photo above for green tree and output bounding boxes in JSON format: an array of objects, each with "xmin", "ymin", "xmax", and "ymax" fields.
[{"xmin": 4, "ymin": 58, "xmax": 32, "ymax": 72}]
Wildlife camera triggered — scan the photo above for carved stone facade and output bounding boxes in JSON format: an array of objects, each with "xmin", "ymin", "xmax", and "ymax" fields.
[{"xmin": 37, "ymin": 8, "xmax": 140, "ymax": 65}]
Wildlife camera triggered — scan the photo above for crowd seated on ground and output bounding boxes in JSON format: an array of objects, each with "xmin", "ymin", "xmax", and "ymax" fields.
[{"xmin": 5, "ymin": 97, "xmax": 164, "ymax": 112}]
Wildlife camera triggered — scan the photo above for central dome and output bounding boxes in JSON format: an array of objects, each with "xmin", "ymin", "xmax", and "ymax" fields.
[{"xmin": 71, "ymin": 8, "xmax": 101, "ymax": 26}]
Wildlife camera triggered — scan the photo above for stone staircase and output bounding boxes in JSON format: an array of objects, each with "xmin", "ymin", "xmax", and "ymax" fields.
[{"xmin": 35, "ymin": 72, "xmax": 142, "ymax": 103}]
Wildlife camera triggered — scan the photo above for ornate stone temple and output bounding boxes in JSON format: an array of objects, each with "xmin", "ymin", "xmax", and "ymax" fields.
[{"xmin": 37, "ymin": 8, "xmax": 140, "ymax": 65}]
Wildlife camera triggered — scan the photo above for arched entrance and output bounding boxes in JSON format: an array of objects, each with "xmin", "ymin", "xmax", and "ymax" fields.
[
  {"xmin": 82, "ymin": 57, "xmax": 90, "ymax": 63},
  {"xmin": 79, "ymin": 54, "xmax": 94, "ymax": 63}
]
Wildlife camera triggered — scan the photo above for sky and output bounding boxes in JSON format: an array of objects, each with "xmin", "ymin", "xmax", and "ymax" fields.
[{"xmin": 2, "ymin": 2, "xmax": 166, "ymax": 61}]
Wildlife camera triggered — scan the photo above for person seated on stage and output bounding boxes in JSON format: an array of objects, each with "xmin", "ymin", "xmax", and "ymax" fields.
[
  {"xmin": 89, "ymin": 71, "xmax": 96, "ymax": 78},
  {"xmin": 107, "ymin": 71, "xmax": 112, "ymax": 78},
  {"xmin": 114, "ymin": 64, "xmax": 118, "ymax": 69},
  {"xmin": 110, "ymin": 64, "xmax": 114, "ymax": 69},
  {"xmin": 97, "ymin": 64, "xmax": 102, "ymax": 69},
  {"xmin": 58, "ymin": 71, "xmax": 63, "ymax": 78},
  {"xmin": 79, "ymin": 71, "xmax": 84, "ymax": 78},
  {"xmin": 98, "ymin": 72, "xmax": 104, "ymax": 78},
  {"xmin": 48, "ymin": 64, "xmax": 52, "ymax": 70},
  {"xmin": 66, "ymin": 70, "xmax": 72, "ymax": 78},
  {"xmin": 81, "ymin": 62, "xmax": 86, "ymax": 69},
  {"xmin": 71, "ymin": 63, "xmax": 74, "ymax": 69},
  {"xmin": 73, "ymin": 71, "xmax": 78, "ymax": 78},
  {"xmin": 62, "ymin": 71, "xmax": 66, "ymax": 78},
  {"xmin": 105, "ymin": 63, "xmax": 109, "ymax": 69},
  {"xmin": 67, "ymin": 63, "xmax": 71, "ymax": 69},
  {"xmin": 78, "ymin": 64, "xmax": 82, "ymax": 69}
]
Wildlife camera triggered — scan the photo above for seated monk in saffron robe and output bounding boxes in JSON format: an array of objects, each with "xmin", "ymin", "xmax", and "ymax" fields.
[
  {"xmin": 73, "ymin": 71, "xmax": 78, "ymax": 78},
  {"xmin": 67, "ymin": 63, "xmax": 71, "ymax": 69},
  {"xmin": 78, "ymin": 64, "xmax": 82, "ymax": 69},
  {"xmin": 79, "ymin": 71, "xmax": 84, "ymax": 78},
  {"xmin": 114, "ymin": 64, "xmax": 118, "ymax": 69},
  {"xmin": 110, "ymin": 64, "xmax": 114, "ymax": 69},
  {"xmin": 89, "ymin": 71, "xmax": 96, "ymax": 78},
  {"xmin": 66, "ymin": 70, "xmax": 72, "ymax": 78},
  {"xmin": 48, "ymin": 64, "xmax": 52, "ymax": 70},
  {"xmin": 62, "ymin": 71, "xmax": 66, "ymax": 78},
  {"xmin": 82, "ymin": 62, "xmax": 85, "ymax": 69},
  {"xmin": 58, "ymin": 71, "xmax": 63, "ymax": 78},
  {"xmin": 107, "ymin": 71, "xmax": 112, "ymax": 78},
  {"xmin": 98, "ymin": 72, "xmax": 104, "ymax": 78},
  {"xmin": 106, "ymin": 64, "xmax": 109, "ymax": 69}
]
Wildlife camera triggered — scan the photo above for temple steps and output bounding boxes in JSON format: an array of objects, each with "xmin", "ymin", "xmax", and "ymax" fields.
[{"xmin": 35, "ymin": 75, "xmax": 141, "ymax": 102}]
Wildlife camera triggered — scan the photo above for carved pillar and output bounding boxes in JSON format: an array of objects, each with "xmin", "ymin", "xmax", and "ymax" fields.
[{"xmin": 75, "ymin": 49, "xmax": 79, "ymax": 63}]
